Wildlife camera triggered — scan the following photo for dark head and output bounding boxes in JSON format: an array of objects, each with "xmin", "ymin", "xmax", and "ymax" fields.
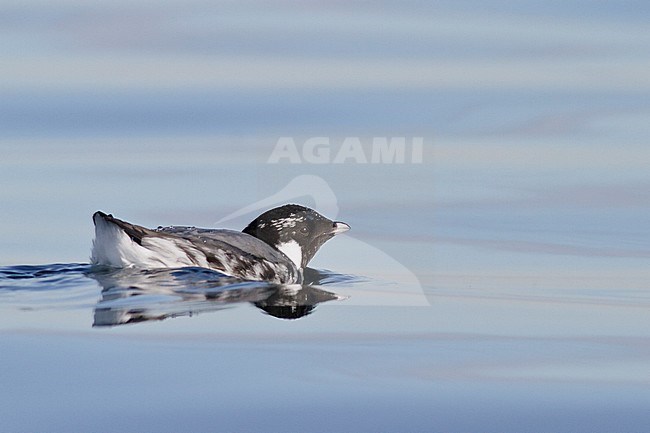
[{"xmin": 242, "ymin": 204, "xmax": 350, "ymax": 269}]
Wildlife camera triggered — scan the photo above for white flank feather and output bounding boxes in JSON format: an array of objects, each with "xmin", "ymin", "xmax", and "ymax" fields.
[{"xmin": 91, "ymin": 216, "xmax": 208, "ymax": 268}]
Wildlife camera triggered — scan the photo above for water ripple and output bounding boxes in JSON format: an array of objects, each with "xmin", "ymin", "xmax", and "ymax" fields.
[{"xmin": 0, "ymin": 263, "xmax": 364, "ymax": 326}]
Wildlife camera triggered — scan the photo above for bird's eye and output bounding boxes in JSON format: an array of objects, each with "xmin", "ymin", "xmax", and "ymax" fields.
[{"xmin": 300, "ymin": 226, "xmax": 309, "ymax": 235}]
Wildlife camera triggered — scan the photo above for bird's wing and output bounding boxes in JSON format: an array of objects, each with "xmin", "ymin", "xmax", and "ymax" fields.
[{"xmin": 159, "ymin": 227, "xmax": 299, "ymax": 283}]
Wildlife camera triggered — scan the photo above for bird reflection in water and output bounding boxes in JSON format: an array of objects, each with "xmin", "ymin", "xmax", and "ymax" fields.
[{"xmin": 89, "ymin": 266, "xmax": 347, "ymax": 327}]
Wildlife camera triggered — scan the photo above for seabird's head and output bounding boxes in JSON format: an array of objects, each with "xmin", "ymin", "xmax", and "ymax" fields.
[{"xmin": 242, "ymin": 204, "xmax": 350, "ymax": 269}]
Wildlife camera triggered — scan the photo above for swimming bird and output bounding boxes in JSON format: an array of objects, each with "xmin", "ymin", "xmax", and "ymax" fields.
[{"xmin": 91, "ymin": 204, "xmax": 350, "ymax": 284}]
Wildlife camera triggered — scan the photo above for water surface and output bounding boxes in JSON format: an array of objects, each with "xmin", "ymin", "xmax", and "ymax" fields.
[{"xmin": 2, "ymin": 1, "xmax": 650, "ymax": 432}]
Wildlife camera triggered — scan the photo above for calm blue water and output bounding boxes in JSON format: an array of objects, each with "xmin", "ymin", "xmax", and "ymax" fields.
[{"xmin": 2, "ymin": 1, "xmax": 650, "ymax": 432}]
